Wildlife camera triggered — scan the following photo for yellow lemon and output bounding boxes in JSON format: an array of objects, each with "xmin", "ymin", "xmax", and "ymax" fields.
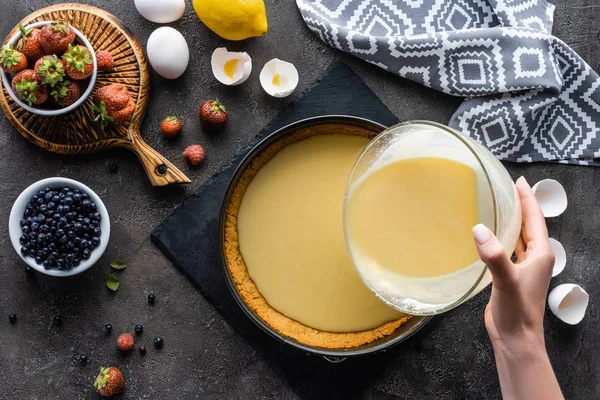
[{"xmin": 193, "ymin": 0, "xmax": 268, "ymax": 41}]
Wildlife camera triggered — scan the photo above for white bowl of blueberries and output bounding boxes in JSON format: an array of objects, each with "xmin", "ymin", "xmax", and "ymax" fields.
[{"xmin": 9, "ymin": 177, "xmax": 110, "ymax": 277}]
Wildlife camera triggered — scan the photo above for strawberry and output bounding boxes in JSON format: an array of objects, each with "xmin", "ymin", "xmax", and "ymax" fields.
[
  {"xmin": 0, "ymin": 45, "xmax": 27, "ymax": 74},
  {"xmin": 16, "ymin": 24, "xmax": 44, "ymax": 63},
  {"xmin": 200, "ymin": 99, "xmax": 228, "ymax": 129},
  {"xmin": 62, "ymin": 44, "xmax": 93, "ymax": 80},
  {"xmin": 51, "ymin": 79, "xmax": 81, "ymax": 108},
  {"xmin": 117, "ymin": 333, "xmax": 134, "ymax": 351},
  {"xmin": 34, "ymin": 55, "xmax": 66, "ymax": 86},
  {"xmin": 183, "ymin": 144, "xmax": 206, "ymax": 166},
  {"xmin": 161, "ymin": 116, "xmax": 182, "ymax": 138},
  {"xmin": 11, "ymin": 69, "xmax": 48, "ymax": 106},
  {"xmin": 96, "ymin": 50, "xmax": 114, "ymax": 72},
  {"xmin": 92, "ymin": 83, "xmax": 135, "ymax": 128},
  {"xmin": 40, "ymin": 19, "xmax": 75, "ymax": 55},
  {"xmin": 93, "ymin": 366, "xmax": 125, "ymax": 397}
]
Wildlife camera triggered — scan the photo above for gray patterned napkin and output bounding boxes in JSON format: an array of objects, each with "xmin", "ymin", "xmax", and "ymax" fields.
[{"xmin": 297, "ymin": 0, "xmax": 600, "ymax": 165}]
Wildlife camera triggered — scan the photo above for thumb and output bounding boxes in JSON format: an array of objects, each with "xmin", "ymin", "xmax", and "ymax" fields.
[{"xmin": 472, "ymin": 224, "xmax": 515, "ymax": 287}]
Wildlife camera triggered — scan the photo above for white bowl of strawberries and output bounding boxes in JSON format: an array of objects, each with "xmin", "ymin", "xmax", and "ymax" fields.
[{"xmin": 0, "ymin": 20, "xmax": 97, "ymax": 116}]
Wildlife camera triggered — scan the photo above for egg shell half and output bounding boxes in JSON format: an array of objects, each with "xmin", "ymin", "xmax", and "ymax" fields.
[
  {"xmin": 259, "ymin": 58, "xmax": 299, "ymax": 98},
  {"xmin": 147, "ymin": 27, "xmax": 189, "ymax": 79},
  {"xmin": 532, "ymin": 179, "xmax": 567, "ymax": 218},
  {"xmin": 211, "ymin": 48, "xmax": 252, "ymax": 86},
  {"xmin": 135, "ymin": 0, "xmax": 186, "ymax": 23},
  {"xmin": 549, "ymin": 238, "xmax": 566, "ymax": 277},
  {"xmin": 548, "ymin": 284, "xmax": 589, "ymax": 325}
]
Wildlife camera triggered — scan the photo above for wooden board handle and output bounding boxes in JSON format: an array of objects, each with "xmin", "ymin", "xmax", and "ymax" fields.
[{"xmin": 125, "ymin": 129, "xmax": 191, "ymax": 186}]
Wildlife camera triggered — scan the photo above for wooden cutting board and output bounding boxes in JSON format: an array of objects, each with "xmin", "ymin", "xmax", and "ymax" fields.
[{"xmin": 0, "ymin": 3, "xmax": 191, "ymax": 186}]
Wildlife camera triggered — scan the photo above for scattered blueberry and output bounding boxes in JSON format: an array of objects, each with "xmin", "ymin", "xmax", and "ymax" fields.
[
  {"xmin": 135, "ymin": 325, "xmax": 143, "ymax": 334},
  {"xmin": 77, "ymin": 354, "xmax": 87, "ymax": 364},
  {"xmin": 9, "ymin": 314, "xmax": 16, "ymax": 323},
  {"xmin": 19, "ymin": 187, "xmax": 101, "ymax": 270},
  {"xmin": 154, "ymin": 337, "xmax": 164, "ymax": 348},
  {"xmin": 139, "ymin": 345, "xmax": 146, "ymax": 355},
  {"xmin": 105, "ymin": 324, "xmax": 113, "ymax": 334},
  {"xmin": 25, "ymin": 266, "xmax": 33, "ymax": 275},
  {"xmin": 148, "ymin": 294, "xmax": 156, "ymax": 305},
  {"xmin": 53, "ymin": 315, "xmax": 62, "ymax": 325}
]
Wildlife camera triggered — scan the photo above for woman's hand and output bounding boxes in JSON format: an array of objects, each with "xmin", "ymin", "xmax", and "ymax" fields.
[
  {"xmin": 472, "ymin": 176, "xmax": 563, "ymax": 400},
  {"xmin": 473, "ymin": 176, "xmax": 554, "ymax": 349}
]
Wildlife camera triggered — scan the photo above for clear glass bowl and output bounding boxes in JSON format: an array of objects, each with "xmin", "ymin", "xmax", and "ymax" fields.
[{"xmin": 343, "ymin": 121, "xmax": 522, "ymax": 315}]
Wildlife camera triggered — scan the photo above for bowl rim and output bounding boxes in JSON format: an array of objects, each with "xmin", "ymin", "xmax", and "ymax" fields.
[
  {"xmin": 9, "ymin": 177, "xmax": 110, "ymax": 277},
  {"xmin": 218, "ymin": 115, "xmax": 431, "ymax": 359},
  {"xmin": 0, "ymin": 21, "xmax": 97, "ymax": 116}
]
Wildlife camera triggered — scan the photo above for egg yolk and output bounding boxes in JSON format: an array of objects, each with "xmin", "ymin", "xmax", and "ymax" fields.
[
  {"xmin": 224, "ymin": 59, "xmax": 238, "ymax": 79},
  {"xmin": 272, "ymin": 74, "xmax": 281, "ymax": 85}
]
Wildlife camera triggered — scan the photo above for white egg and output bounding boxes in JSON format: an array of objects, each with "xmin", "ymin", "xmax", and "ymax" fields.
[
  {"xmin": 135, "ymin": 0, "xmax": 186, "ymax": 23},
  {"xmin": 259, "ymin": 58, "xmax": 299, "ymax": 98},
  {"xmin": 147, "ymin": 27, "xmax": 189, "ymax": 79},
  {"xmin": 211, "ymin": 48, "xmax": 252, "ymax": 86},
  {"xmin": 548, "ymin": 284, "xmax": 589, "ymax": 325},
  {"xmin": 532, "ymin": 179, "xmax": 567, "ymax": 218}
]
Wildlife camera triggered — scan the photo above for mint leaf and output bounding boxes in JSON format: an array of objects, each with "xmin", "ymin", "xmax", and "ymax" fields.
[
  {"xmin": 105, "ymin": 273, "xmax": 120, "ymax": 291},
  {"xmin": 110, "ymin": 260, "xmax": 127, "ymax": 270}
]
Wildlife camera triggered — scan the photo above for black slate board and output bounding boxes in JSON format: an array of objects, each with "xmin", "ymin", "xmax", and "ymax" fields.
[{"xmin": 150, "ymin": 63, "xmax": 401, "ymax": 357}]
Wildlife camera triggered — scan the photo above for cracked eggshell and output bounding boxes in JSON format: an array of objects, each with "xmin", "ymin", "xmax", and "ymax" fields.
[
  {"xmin": 532, "ymin": 179, "xmax": 567, "ymax": 218},
  {"xmin": 548, "ymin": 284, "xmax": 589, "ymax": 325},
  {"xmin": 135, "ymin": 0, "xmax": 186, "ymax": 23},
  {"xmin": 147, "ymin": 27, "xmax": 189, "ymax": 79},
  {"xmin": 549, "ymin": 238, "xmax": 566, "ymax": 277},
  {"xmin": 211, "ymin": 48, "xmax": 252, "ymax": 86},
  {"xmin": 259, "ymin": 58, "xmax": 299, "ymax": 98}
]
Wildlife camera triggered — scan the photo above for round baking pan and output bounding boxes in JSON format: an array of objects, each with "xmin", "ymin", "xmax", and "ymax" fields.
[{"xmin": 219, "ymin": 115, "xmax": 431, "ymax": 361}]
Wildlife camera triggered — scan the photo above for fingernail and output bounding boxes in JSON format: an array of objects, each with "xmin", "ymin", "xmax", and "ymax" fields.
[
  {"xmin": 473, "ymin": 224, "xmax": 491, "ymax": 245},
  {"xmin": 517, "ymin": 176, "xmax": 529, "ymax": 185}
]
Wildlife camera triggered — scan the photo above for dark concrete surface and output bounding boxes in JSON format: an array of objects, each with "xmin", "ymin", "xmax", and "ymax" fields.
[{"xmin": 0, "ymin": 0, "xmax": 598, "ymax": 399}]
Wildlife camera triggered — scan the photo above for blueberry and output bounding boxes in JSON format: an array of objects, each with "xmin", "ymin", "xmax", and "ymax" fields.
[
  {"xmin": 35, "ymin": 256, "xmax": 43, "ymax": 264},
  {"xmin": 73, "ymin": 259, "xmax": 80, "ymax": 267},
  {"xmin": 52, "ymin": 195, "xmax": 60, "ymax": 203},
  {"xmin": 82, "ymin": 193, "xmax": 89, "ymax": 200},
  {"xmin": 9, "ymin": 314, "xmax": 16, "ymax": 323},
  {"xmin": 135, "ymin": 325, "xmax": 143, "ymax": 334},
  {"xmin": 23, "ymin": 208, "xmax": 31, "ymax": 217},
  {"xmin": 93, "ymin": 228, "xmax": 101, "ymax": 236},
  {"xmin": 83, "ymin": 218, "xmax": 90, "ymax": 225},
  {"xmin": 20, "ymin": 219, "xmax": 27, "ymax": 227},
  {"xmin": 36, "ymin": 214, "xmax": 45, "ymax": 222},
  {"xmin": 56, "ymin": 205, "xmax": 63, "ymax": 214},
  {"xmin": 77, "ymin": 354, "xmax": 87, "ymax": 364},
  {"xmin": 148, "ymin": 294, "xmax": 156, "ymax": 305},
  {"xmin": 73, "ymin": 247, "xmax": 80, "ymax": 254},
  {"xmin": 92, "ymin": 212, "xmax": 101, "ymax": 221},
  {"xmin": 56, "ymin": 229, "xmax": 65, "ymax": 236},
  {"xmin": 53, "ymin": 315, "xmax": 62, "ymax": 325},
  {"xmin": 67, "ymin": 231, "xmax": 75, "ymax": 238},
  {"xmin": 74, "ymin": 237, "xmax": 82, "ymax": 245},
  {"xmin": 59, "ymin": 192, "xmax": 66, "ymax": 199},
  {"xmin": 64, "ymin": 197, "xmax": 73, "ymax": 206},
  {"xmin": 49, "ymin": 243, "xmax": 57, "ymax": 251},
  {"xmin": 82, "ymin": 200, "xmax": 91, "ymax": 208},
  {"xmin": 62, "ymin": 206, "xmax": 70, "ymax": 213},
  {"xmin": 40, "ymin": 224, "xmax": 49, "ymax": 232},
  {"xmin": 37, "ymin": 198, "xmax": 44, "ymax": 205},
  {"xmin": 80, "ymin": 240, "xmax": 89, "ymax": 249},
  {"xmin": 43, "ymin": 261, "xmax": 50, "ymax": 269},
  {"xmin": 73, "ymin": 193, "xmax": 82, "ymax": 201},
  {"xmin": 47, "ymin": 201, "xmax": 55, "ymax": 210},
  {"xmin": 74, "ymin": 223, "xmax": 82, "ymax": 232},
  {"xmin": 28, "ymin": 249, "xmax": 36, "ymax": 257},
  {"xmin": 104, "ymin": 324, "xmax": 112, "ymax": 333},
  {"xmin": 39, "ymin": 204, "xmax": 47, "ymax": 213},
  {"xmin": 59, "ymin": 217, "xmax": 67, "ymax": 225},
  {"xmin": 59, "ymin": 236, "xmax": 68, "ymax": 245},
  {"xmin": 19, "ymin": 235, "xmax": 29, "ymax": 245},
  {"xmin": 83, "ymin": 234, "xmax": 90, "ymax": 240},
  {"xmin": 92, "ymin": 236, "xmax": 101, "ymax": 246},
  {"xmin": 25, "ymin": 267, "xmax": 33, "ymax": 275},
  {"xmin": 44, "ymin": 192, "xmax": 53, "ymax": 200},
  {"xmin": 22, "ymin": 226, "xmax": 30, "ymax": 234},
  {"xmin": 67, "ymin": 241, "xmax": 75, "ymax": 248},
  {"xmin": 31, "ymin": 222, "xmax": 39, "ymax": 230},
  {"xmin": 37, "ymin": 233, "xmax": 45, "ymax": 241},
  {"xmin": 153, "ymin": 337, "xmax": 164, "ymax": 348},
  {"xmin": 82, "ymin": 249, "xmax": 91, "ymax": 259},
  {"xmin": 66, "ymin": 212, "xmax": 74, "ymax": 221},
  {"xmin": 53, "ymin": 213, "xmax": 61, "ymax": 221}
]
